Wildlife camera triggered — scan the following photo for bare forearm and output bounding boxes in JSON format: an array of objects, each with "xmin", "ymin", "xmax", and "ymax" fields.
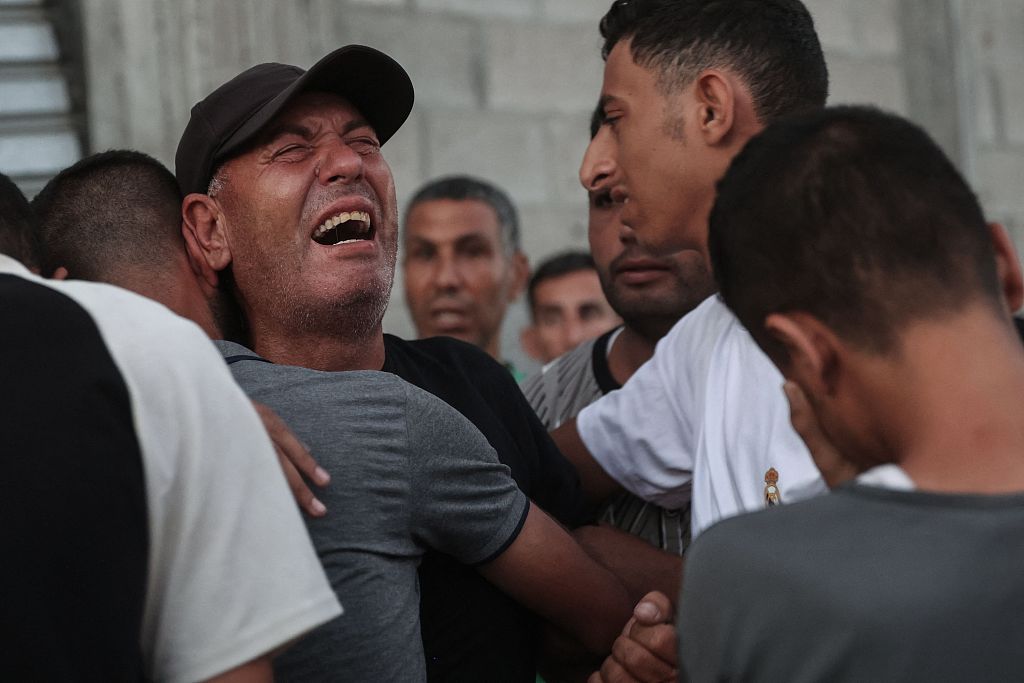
[
  {"xmin": 573, "ymin": 524, "xmax": 683, "ymax": 607},
  {"xmin": 202, "ymin": 655, "xmax": 274, "ymax": 683},
  {"xmin": 479, "ymin": 503, "xmax": 634, "ymax": 655}
]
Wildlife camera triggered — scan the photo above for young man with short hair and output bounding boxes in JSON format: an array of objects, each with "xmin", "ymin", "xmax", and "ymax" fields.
[
  {"xmin": 553, "ymin": 0, "xmax": 830, "ymax": 539},
  {"xmin": 2, "ymin": 171, "xmax": 340, "ymax": 682},
  {"xmin": 681, "ymin": 104, "xmax": 1024, "ymax": 683},
  {"xmin": 524, "ymin": 107, "xmax": 714, "ymax": 556}
]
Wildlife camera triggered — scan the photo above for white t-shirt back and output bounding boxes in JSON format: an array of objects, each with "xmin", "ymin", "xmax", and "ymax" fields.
[
  {"xmin": 1, "ymin": 255, "xmax": 341, "ymax": 682},
  {"xmin": 577, "ymin": 295, "xmax": 827, "ymax": 537}
]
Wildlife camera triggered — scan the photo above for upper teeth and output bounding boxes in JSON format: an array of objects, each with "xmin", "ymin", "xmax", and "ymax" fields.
[{"xmin": 313, "ymin": 211, "xmax": 371, "ymax": 240}]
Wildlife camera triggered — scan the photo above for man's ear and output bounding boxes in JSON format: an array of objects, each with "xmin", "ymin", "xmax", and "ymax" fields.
[
  {"xmin": 182, "ymin": 222, "xmax": 219, "ymax": 291},
  {"xmin": 520, "ymin": 325, "xmax": 544, "ymax": 364},
  {"xmin": 507, "ymin": 250, "xmax": 530, "ymax": 302},
  {"xmin": 692, "ymin": 70, "xmax": 737, "ymax": 146},
  {"xmin": 182, "ymin": 192, "xmax": 233, "ymax": 280},
  {"xmin": 988, "ymin": 222, "xmax": 1024, "ymax": 314},
  {"xmin": 763, "ymin": 312, "xmax": 841, "ymax": 402}
]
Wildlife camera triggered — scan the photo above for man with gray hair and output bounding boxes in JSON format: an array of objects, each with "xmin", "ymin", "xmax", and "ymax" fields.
[
  {"xmin": 169, "ymin": 45, "xmax": 678, "ymax": 682},
  {"xmin": 402, "ymin": 175, "xmax": 529, "ymax": 376}
]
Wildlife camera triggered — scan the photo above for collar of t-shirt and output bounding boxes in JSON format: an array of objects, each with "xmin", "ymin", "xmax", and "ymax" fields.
[
  {"xmin": 604, "ymin": 326, "xmax": 625, "ymax": 360},
  {"xmin": 0, "ymin": 252, "xmax": 31, "ymax": 276},
  {"xmin": 856, "ymin": 463, "xmax": 916, "ymax": 491}
]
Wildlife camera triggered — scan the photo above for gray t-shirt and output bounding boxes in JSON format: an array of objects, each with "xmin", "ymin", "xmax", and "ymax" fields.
[
  {"xmin": 679, "ymin": 483, "xmax": 1024, "ymax": 682},
  {"xmin": 217, "ymin": 341, "xmax": 529, "ymax": 682}
]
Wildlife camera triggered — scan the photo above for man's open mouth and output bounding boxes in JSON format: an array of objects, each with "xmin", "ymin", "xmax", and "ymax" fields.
[{"xmin": 312, "ymin": 211, "xmax": 374, "ymax": 246}]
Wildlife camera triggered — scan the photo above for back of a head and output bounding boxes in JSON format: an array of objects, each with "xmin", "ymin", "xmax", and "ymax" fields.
[
  {"xmin": 32, "ymin": 151, "xmax": 183, "ymax": 285},
  {"xmin": 599, "ymin": 0, "xmax": 828, "ymax": 123},
  {"xmin": 528, "ymin": 250, "xmax": 596, "ymax": 313},
  {"xmin": 0, "ymin": 172, "xmax": 41, "ymax": 270},
  {"xmin": 405, "ymin": 175, "xmax": 521, "ymax": 254},
  {"xmin": 709, "ymin": 105, "xmax": 1001, "ymax": 358}
]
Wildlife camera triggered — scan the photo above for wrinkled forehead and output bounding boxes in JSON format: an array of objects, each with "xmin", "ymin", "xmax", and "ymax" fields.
[{"xmin": 212, "ymin": 91, "xmax": 379, "ymax": 187}]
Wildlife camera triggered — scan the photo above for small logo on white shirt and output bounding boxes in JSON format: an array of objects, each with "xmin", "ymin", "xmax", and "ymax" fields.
[{"xmin": 764, "ymin": 468, "xmax": 781, "ymax": 506}]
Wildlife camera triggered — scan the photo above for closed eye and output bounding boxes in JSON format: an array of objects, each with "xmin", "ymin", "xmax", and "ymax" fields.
[
  {"xmin": 272, "ymin": 143, "xmax": 312, "ymax": 160},
  {"xmin": 347, "ymin": 137, "xmax": 381, "ymax": 156}
]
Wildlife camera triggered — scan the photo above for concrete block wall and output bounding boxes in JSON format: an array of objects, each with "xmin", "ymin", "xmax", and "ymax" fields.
[
  {"xmin": 960, "ymin": 0, "xmax": 1024, "ymax": 247},
  {"xmin": 77, "ymin": 0, "xmax": 1023, "ymax": 372}
]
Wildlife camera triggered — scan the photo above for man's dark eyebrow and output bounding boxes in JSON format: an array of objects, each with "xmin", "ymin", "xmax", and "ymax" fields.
[{"xmin": 454, "ymin": 233, "xmax": 493, "ymax": 252}]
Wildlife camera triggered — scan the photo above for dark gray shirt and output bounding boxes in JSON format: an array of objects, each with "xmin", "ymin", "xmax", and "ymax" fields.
[
  {"xmin": 679, "ymin": 483, "xmax": 1024, "ymax": 682},
  {"xmin": 217, "ymin": 341, "xmax": 529, "ymax": 682}
]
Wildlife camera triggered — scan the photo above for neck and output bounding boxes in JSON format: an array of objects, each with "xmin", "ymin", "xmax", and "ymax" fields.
[
  {"xmin": 606, "ymin": 324, "xmax": 659, "ymax": 384},
  {"xmin": 860, "ymin": 305, "xmax": 1024, "ymax": 494},
  {"xmin": 119, "ymin": 265, "xmax": 221, "ymax": 339},
  {"xmin": 250, "ymin": 321, "xmax": 386, "ymax": 371}
]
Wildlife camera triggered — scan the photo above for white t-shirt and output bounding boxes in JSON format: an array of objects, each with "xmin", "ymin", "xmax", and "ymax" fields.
[
  {"xmin": 577, "ymin": 295, "xmax": 827, "ymax": 537},
  {"xmin": 1, "ymin": 255, "xmax": 341, "ymax": 682},
  {"xmin": 857, "ymin": 464, "xmax": 916, "ymax": 490}
]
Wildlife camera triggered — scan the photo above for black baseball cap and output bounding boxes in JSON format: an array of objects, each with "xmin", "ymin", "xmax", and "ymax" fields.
[{"xmin": 175, "ymin": 44, "xmax": 414, "ymax": 195}]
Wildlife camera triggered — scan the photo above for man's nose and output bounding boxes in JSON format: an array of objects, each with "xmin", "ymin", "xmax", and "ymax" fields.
[
  {"xmin": 579, "ymin": 129, "xmax": 617, "ymax": 192},
  {"xmin": 317, "ymin": 139, "xmax": 364, "ymax": 185},
  {"xmin": 563, "ymin": 317, "xmax": 587, "ymax": 349},
  {"xmin": 434, "ymin": 252, "xmax": 461, "ymax": 291}
]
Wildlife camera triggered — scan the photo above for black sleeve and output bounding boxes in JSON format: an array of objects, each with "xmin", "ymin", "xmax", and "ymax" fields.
[
  {"xmin": 383, "ymin": 335, "xmax": 593, "ymax": 528},
  {"xmin": 472, "ymin": 350, "xmax": 594, "ymax": 528},
  {"xmin": 1, "ymin": 275, "xmax": 148, "ymax": 681},
  {"xmin": 404, "ymin": 382, "xmax": 530, "ymax": 564}
]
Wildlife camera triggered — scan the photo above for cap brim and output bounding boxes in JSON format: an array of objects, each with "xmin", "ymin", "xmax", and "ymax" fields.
[{"xmin": 216, "ymin": 45, "xmax": 414, "ymax": 163}]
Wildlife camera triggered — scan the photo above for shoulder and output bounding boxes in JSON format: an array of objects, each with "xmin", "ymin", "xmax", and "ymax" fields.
[
  {"xmin": 222, "ymin": 346, "xmax": 413, "ymax": 416},
  {"xmin": 525, "ymin": 335, "xmax": 600, "ymax": 389},
  {"xmin": 400, "ymin": 377, "xmax": 492, "ymax": 444},
  {"xmin": 690, "ymin": 493, "xmax": 852, "ymax": 573},
  {"xmin": 658, "ymin": 295, "xmax": 746, "ymax": 359},
  {"xmin": 55, "ymin": 278, "xmax": 218, "ymax": 370},
  {"xmin": 522, "ymin": 336, "xmax": 603, "ymax": 427},
  {"xmin": 387, "ymin": 333, "xmax": 508, "ymax": 375}
]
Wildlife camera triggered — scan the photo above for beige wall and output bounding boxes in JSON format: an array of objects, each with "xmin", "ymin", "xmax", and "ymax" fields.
[{"xmin": 80, "ymin": 0, "xmax": 1024, "ymax": 373}]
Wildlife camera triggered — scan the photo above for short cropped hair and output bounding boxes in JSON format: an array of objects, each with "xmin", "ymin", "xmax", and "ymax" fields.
[
  {"xmin": 527, "ymin": 250, "xmax": 597, "ymax": 313},
  {"xmin": 709, "ymin": 106, "xmax": 1001, "ymax": 359},
  {"xmin": 32, "ymin": 150, "xmax": 183, "ymax": 282},
  {"xmin": 0, "ymin": 173, "xmax": 40, "ymax": 269},
  {"xmin": 599, "ymin": 0, "xmax": 828, "ymax": 124},
  {"xmin": 405, "ymin": 175, "xmax": 521, "ymax": 254}
]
